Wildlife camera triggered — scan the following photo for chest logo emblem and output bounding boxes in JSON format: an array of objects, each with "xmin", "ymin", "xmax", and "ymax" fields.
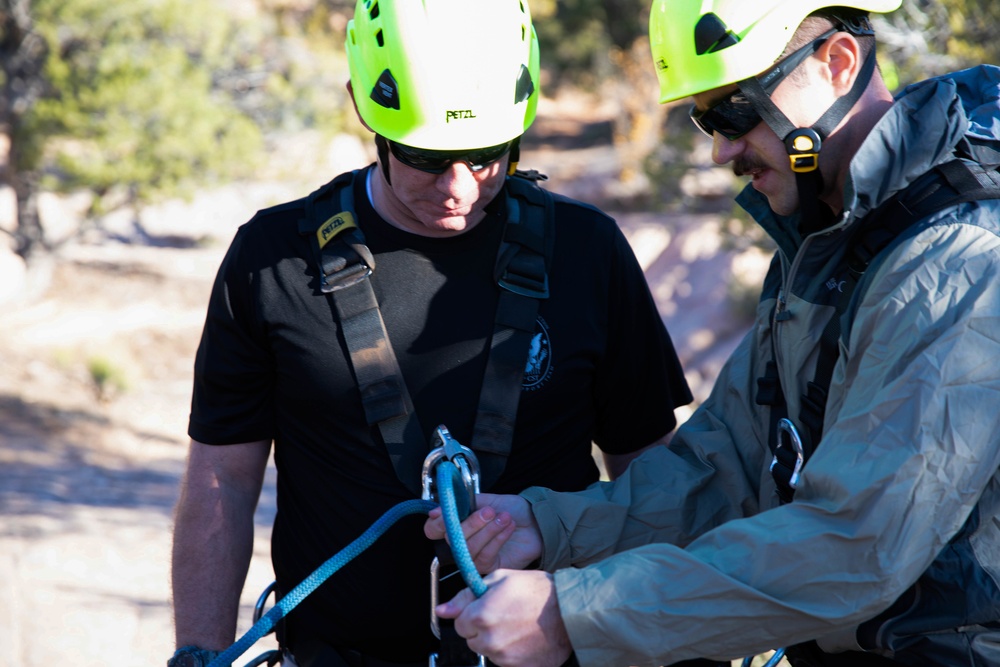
[{"xmin": 522, "ymin": 317, "xmax": 553, "ymax": 391}]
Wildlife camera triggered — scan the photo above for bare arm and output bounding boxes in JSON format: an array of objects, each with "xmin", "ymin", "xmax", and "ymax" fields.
[{"xmin": 171, "ymin": 438, "xmax": 271, "ymax": 650}]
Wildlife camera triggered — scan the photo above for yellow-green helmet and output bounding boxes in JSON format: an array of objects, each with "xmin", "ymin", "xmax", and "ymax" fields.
[
  {"xmin": 346, "ymin": 0, "xmax": 540, "ymax": 151},
  {"xmin": 649, "ymin": 0, "xmax": 902, "ymax": 104}
]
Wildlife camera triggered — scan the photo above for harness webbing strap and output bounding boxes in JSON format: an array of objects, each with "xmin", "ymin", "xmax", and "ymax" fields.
[
  {"xmin": 303, "ymin": 170, "xmax": 424, "ymax": 496},
  {"xmin": 433, "ymin": 178, "xmax": 552, "ymax": 667},
  {"xmin": 472, "ymin": 179, "xmax": 552, "ymax": 489},
  {"xmin": 759, "ymin": 156, "xmax": 1000, "ymax": 504},
  {"xmin": 301, "ymin": 168, "xmax": 553, "ymax": 496},
  {"xmin": 334, "ymin": 284, "xmax": 410, "ymax": 423}
]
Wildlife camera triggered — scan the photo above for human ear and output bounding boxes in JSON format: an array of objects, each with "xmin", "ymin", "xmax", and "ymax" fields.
[
  {"xmin": 818, "ymin": 32, "xmax": 862, "ymax": 97},
  {"xmin": 346, "ymin": 80, "xmax": 375, "ymax": 133}
]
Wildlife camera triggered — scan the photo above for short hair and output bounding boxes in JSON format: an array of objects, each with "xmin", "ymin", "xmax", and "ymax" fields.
[{"xmin": 780, "ymin": 9, "xmax": 878, "ymax": 83}]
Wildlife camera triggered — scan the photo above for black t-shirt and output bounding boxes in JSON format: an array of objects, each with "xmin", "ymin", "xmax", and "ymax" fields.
[{"xmin": 188, "ymin": 166, "xmax": 691, "ymax": 660}]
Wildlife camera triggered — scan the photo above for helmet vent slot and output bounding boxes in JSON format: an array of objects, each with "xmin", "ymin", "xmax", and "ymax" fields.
[
  {"xmin": 369, "ymin": 1, "xmax": 380, "ymax": 20},
  {"xmin": 514, "ymin": 64, "xmax": 534, "ymax": 103},
  {"xmin": 370, "ymin": 69, "xmax": 400, "ymax": 110},
  {"xmin": 375, "ymin": 28, "xmax": 384, "ymax": 47},
  {"xmin": 694, "ymin": 13, "xmax": 740, "ymax": 55}
]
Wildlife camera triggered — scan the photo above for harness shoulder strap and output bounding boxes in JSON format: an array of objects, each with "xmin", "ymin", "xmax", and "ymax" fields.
[
  {"xmin": 435, "ymin": 172, "xmax": 554, "ymax": 667},
  {"xmin": 764, "ymin": 157, "xmax": 1000, "ymax": 503},
  {"xmin": 299, "ymin": 169, "xmax": 556, "ymax": 497},
  {"xmin": 472, "ymin": 173, "xmax": 554, "ymax": 490},
  {"xmin": 300, "ymin": 169, "xmax": 425, "ymax": 496}
]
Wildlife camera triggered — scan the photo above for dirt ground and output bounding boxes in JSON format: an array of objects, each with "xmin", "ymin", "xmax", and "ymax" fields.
[{"xmin": 0, "ymin": 93, "xmax": 772, "ymax": 666}]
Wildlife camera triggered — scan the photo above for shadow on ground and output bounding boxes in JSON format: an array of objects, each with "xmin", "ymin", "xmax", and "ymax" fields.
[{"xmin": 0, "ymin": 392, "xmax": 276, "ymax": 530}]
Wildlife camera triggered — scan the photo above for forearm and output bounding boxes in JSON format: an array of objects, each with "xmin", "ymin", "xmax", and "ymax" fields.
[
  {"xmin": 171, "ymin": 440, "xmax": 269, "ymax": 650},
  {"xmin": 527, "ymin": 432, "xmax": 754, "ymax": 572},
  {"xmin": 172, "ymin": 491, "xmax": 254, "ymax": 648}
]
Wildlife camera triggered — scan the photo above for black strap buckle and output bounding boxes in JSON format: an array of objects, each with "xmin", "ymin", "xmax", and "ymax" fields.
[
  {"xmin": 496, "ymin": 249, "xmax": 549, "ymax": 298},
  {"xmin": 316, "ymin": 225, "xmax": 375, "ymax": 294}
]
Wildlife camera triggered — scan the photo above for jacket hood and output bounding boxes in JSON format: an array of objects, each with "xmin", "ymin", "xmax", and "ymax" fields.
[{"xmin": 847, "ymin": 64, "xmax": 1000, "ymax": 220}]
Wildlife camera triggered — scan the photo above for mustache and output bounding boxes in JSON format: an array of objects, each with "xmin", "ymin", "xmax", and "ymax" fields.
[{"xmin": 733, "ymin": 155, "xmax": 769, "ymax": 177}]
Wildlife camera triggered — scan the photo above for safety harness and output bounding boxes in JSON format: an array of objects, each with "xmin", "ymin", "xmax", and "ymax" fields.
[
  {"xmin": 759, "ymin": 145, "xmax": 1000, "ymax": 505},
  {"xmin": 298, "ymin": 166, "xmax": 554, "ymax": 667},
  {"xmin": 211, "ymin": 427, "xmax": 488, "ymax": 667},
  {"xmin": 300, "ymin": 166, "xmax": 553, "ymax": 496}
]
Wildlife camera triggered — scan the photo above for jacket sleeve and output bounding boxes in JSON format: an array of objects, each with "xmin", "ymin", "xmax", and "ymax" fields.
[
  {"xmin": 522, "ymin": 218, "xmax": 1000, "ymax": 666},
  {"xmin": 522, "ymin": 322, "xmax": 770, "ymax": 569}
]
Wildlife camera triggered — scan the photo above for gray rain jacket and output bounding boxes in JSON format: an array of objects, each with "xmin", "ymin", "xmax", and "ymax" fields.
[{"xmin": 523, "ymin": 65, "xmax": 1000, "ymax": 666}]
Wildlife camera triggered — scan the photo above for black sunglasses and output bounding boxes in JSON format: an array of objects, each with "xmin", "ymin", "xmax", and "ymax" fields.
[
  {"xmin": 387, "ymin": 139, "xmax": 513, "ymax": 174},
  {"xmin": 690, "ymin": 29, "xmax": 837, "ymax": 140}
]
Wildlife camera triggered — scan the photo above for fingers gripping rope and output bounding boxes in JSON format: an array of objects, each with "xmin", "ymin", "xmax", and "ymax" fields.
[{"xmin": 207, "ymin": 460, "xmax": 485, "ymax": 667}]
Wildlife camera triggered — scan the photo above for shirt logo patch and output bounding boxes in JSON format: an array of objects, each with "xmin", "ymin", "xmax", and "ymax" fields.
[{"xmin": 522, "ymin": 317, "xmax": 553, "ymax": 391}]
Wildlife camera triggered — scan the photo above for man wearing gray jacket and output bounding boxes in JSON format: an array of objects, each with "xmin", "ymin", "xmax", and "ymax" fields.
[{"xmin": 424, "ymin": 2, "xmax": 1000, "ymax": 666}]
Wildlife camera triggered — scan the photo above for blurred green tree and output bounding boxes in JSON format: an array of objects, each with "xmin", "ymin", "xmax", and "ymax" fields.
[
  {"xmin": 1, "ymin": 0, "xmax": 344, "ymax": 270},
  {"xmin": 874, "ymin": 0, "xmax": 1000, "ymax": 93},
  {"xmin": 1, "ymin": 0, "xmax": 48, "ymax": 262}
]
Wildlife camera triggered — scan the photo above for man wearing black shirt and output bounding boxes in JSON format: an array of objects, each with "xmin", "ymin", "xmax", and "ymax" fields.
[{"xmin": 168, "ymin": 0, "xmax": 691, "ymax": 665}]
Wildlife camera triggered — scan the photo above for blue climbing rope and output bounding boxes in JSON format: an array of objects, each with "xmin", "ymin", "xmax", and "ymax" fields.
[
  {"xmin": 741, "ymin": 647, "xmax": 786, "ymax": 667},
  {"xmin": 436, "ymin": 460, "xmax": 487, "ymax": 597},
  {"xmin": 206, "ymin": 458, "xmax": 485, "ymax": 667}
]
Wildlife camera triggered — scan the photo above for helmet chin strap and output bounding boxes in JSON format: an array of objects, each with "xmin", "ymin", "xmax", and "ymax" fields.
[
  {"xmin": 375, "ymin": 134, "xmax": 392, "ymax": 186},
  {"xmin": 506, "ymin": 137, "xmax": 521, "ymax": 175},
  {"xmin": 737, "ymin": 46, "xmax": 877, "ymax": 232}
]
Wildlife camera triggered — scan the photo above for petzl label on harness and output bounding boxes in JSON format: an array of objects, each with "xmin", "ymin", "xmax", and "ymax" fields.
[{"xmin": 317, "ymin": 211, "xmax": 358, "ymax": 250}]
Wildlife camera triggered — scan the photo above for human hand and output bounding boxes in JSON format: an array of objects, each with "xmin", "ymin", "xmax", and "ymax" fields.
[
  {"xmin": 424, "ymin": 493, "xmax": 542, "ymax": 573},
  {"xmin": 435, "ymin": 569, "xmax": 572, "ymax": 667}
]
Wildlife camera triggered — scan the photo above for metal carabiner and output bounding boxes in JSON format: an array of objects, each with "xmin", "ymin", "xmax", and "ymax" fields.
[
  {"xmin": 246, "ymin": 581, "xmax": 284, "ymax": 666},
  {"xmin": 423, "ymin": 425, "xmax": 484, "ymax": 660},
  {"xmin": 429, "ymin": 555, "xmax": 473, "ymax": 641},
  {"xmin": 770, "ymin": 417, "xmax": 805, "ymax": 489},
  {"xmin": 252, "ymin": 581, "xmax": 279, "ymax": 624},
  {"xmin": 421, "ymin": 424, "xmax": 480, "ymax": 510},
  {"xmin": 430, "ymin": 560, "xmax": 485, "ymax": 667}
]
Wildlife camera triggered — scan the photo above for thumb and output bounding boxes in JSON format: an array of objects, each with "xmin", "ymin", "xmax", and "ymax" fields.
[{"xmin": 435, "ymin": 587, "xmax": 476, "ymax": 619}]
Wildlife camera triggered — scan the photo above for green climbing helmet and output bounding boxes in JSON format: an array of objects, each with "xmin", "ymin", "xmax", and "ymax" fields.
[
  {"xmin": 649, "ymin": 0, "xmax": 902, "ymax": 104},
  {"xmin": 346, "ymin": 0, "xmax": 540, "ymax": 151}
]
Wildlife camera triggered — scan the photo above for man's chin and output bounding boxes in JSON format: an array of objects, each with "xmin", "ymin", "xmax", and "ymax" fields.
[
  {"xmin": 432, "ymin": 213, "xmax": 472, "ymax": 228},
  {"xmin": 753, "ymin": 181, "xmax": 798, "ymax": 217},
  {"xmin": 417, "ymin": 212, "xmax": 479, "ymax": 236}
]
